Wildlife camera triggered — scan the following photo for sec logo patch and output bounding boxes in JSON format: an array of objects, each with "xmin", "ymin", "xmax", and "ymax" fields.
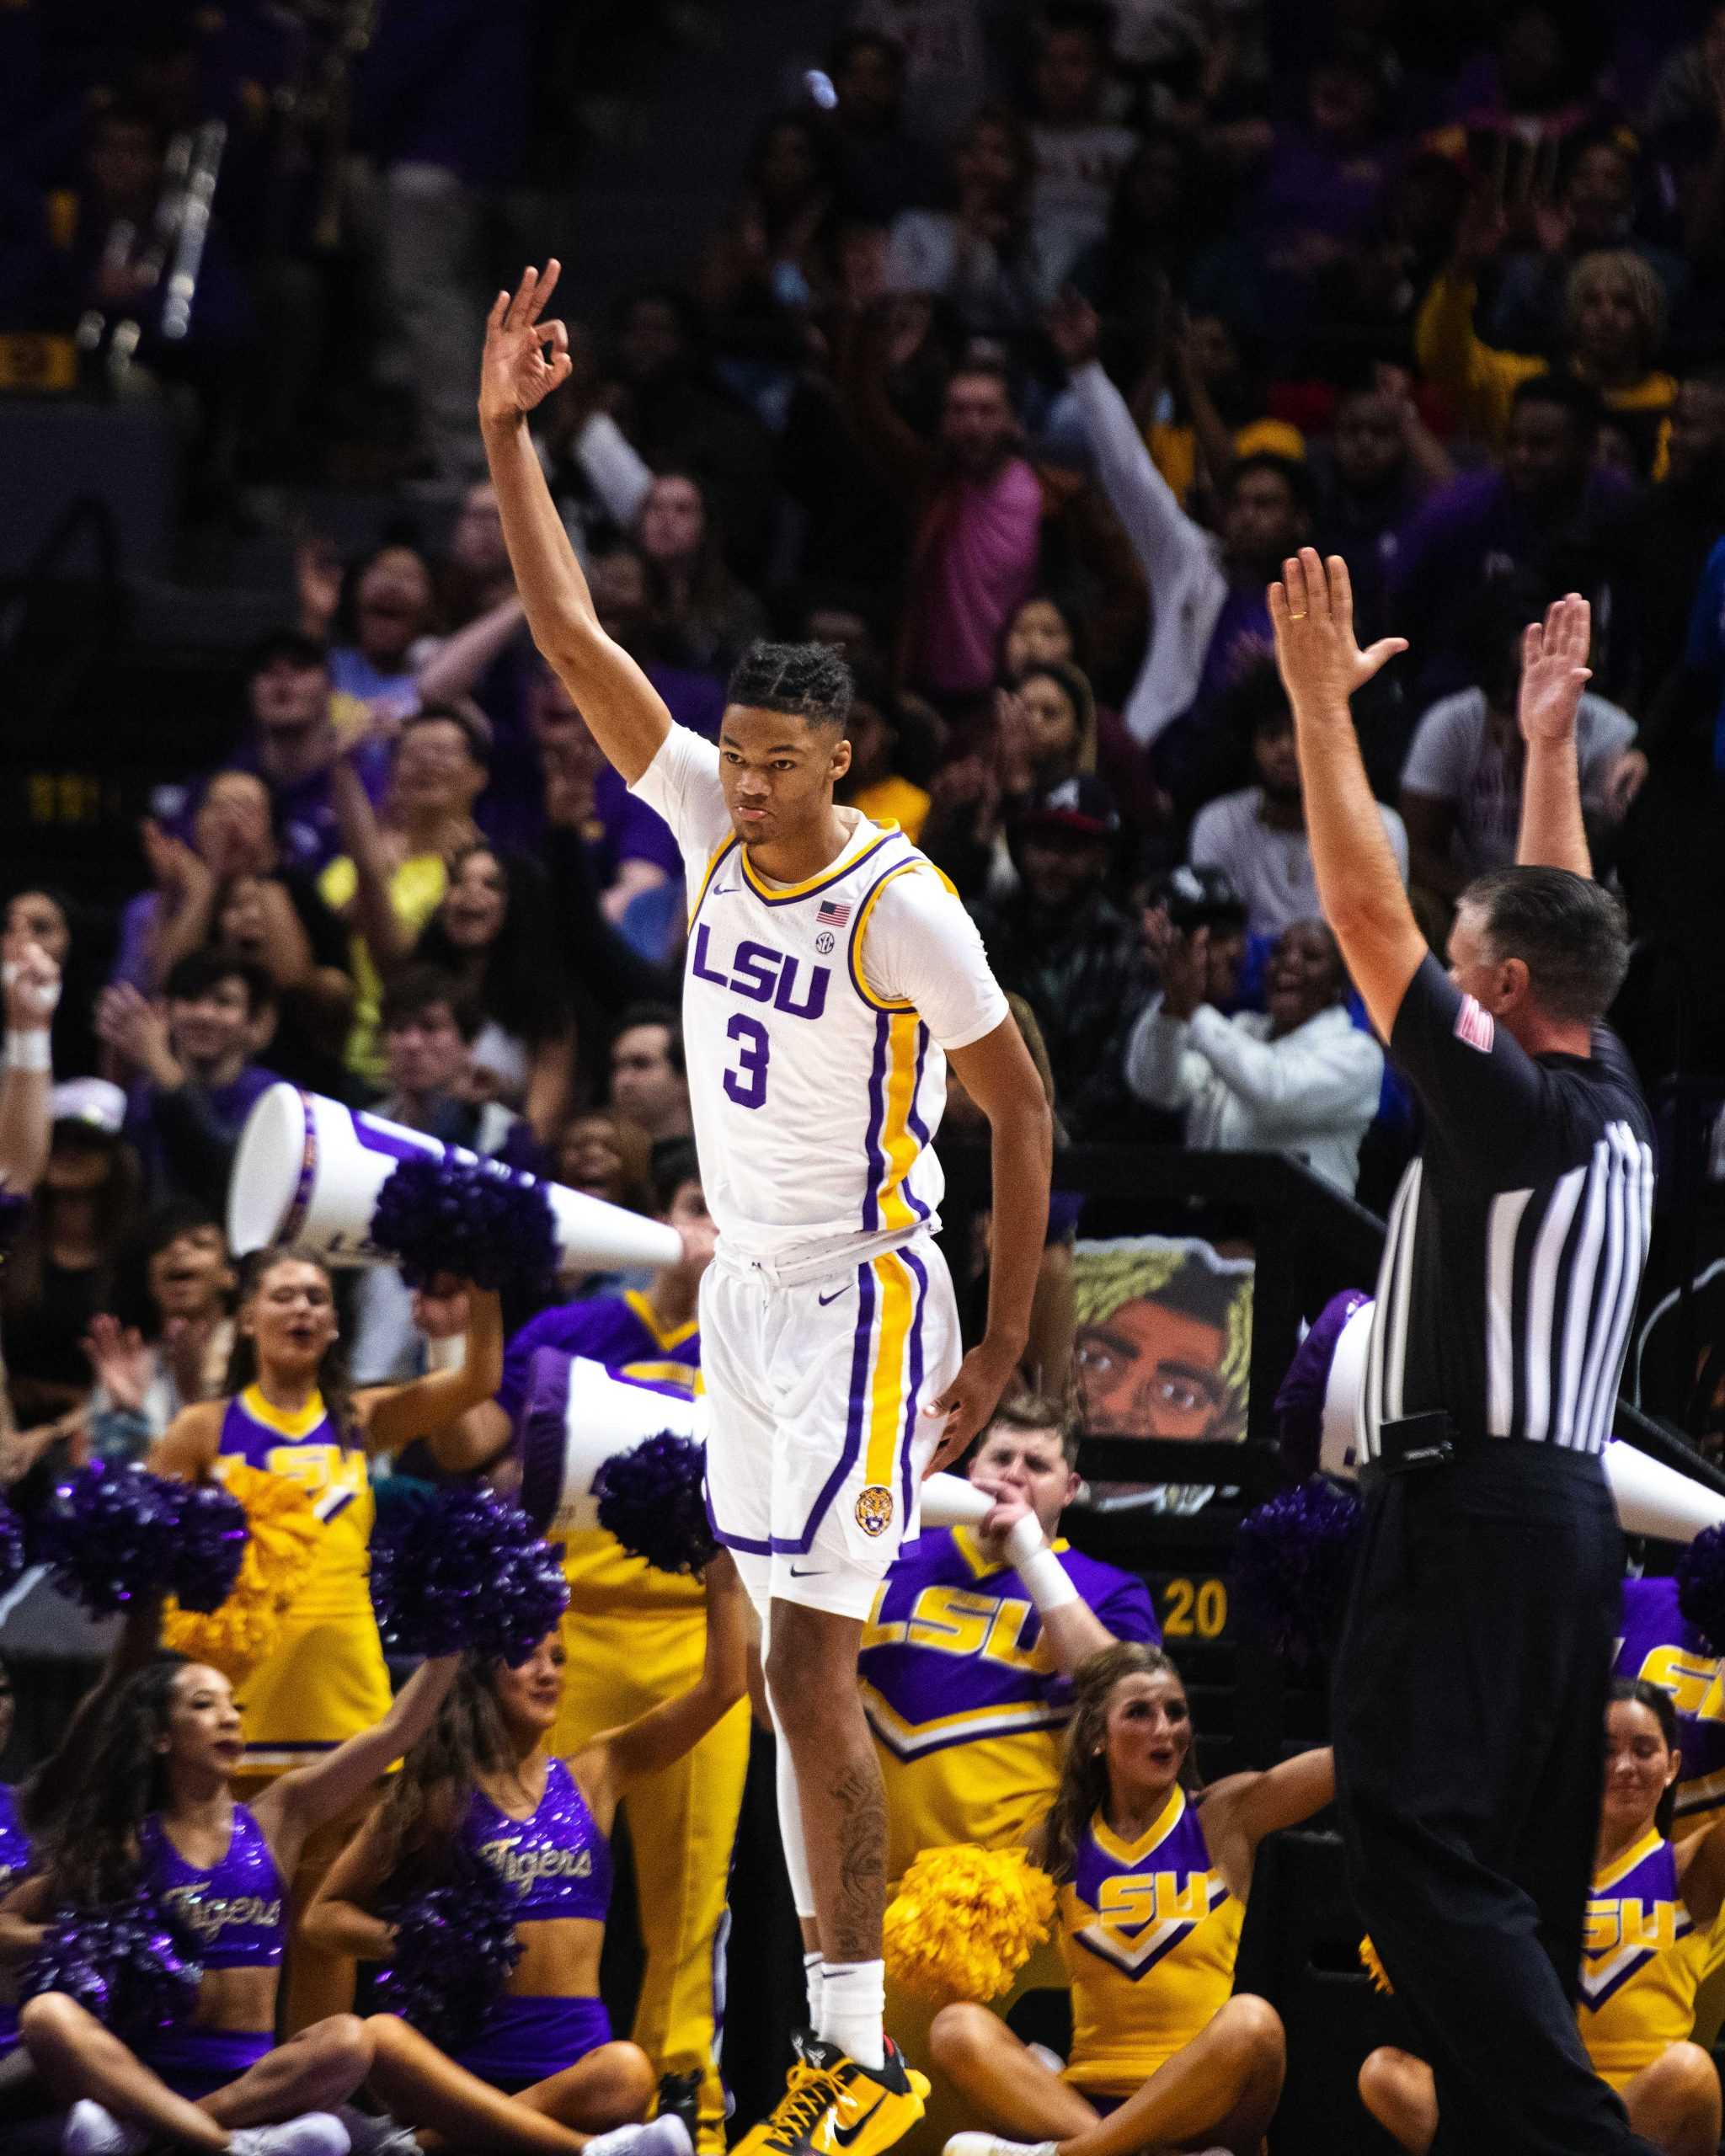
[
  {"xmin": 815, "ymin": 931, "xmax": 836, "ymax": 954},
  {"xmin": 855, "ymin": 1485, "xmax": 895, "ymax": 1536}
]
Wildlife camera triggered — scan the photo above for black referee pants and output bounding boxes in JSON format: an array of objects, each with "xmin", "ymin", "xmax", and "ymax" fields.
[{"xmin": 1332, "ymin": 1439, "xmax": 1660, "ymax": 2156}]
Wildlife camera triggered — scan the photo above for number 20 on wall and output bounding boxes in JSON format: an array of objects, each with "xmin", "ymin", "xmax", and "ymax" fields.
[{"xmin": 1161, "ymin": 1577, "xmax": 1228, "ymax": 1639}]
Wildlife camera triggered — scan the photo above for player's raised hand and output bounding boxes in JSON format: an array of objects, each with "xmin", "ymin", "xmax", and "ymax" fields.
[
  {"xmin": 1268, "ymin": 548, "xmax": 1407, "ymax": 719},
  {"xmin": 1517, "ymin": 592, "xmax": 1592, "ymax": 747},
  {"xmin": 479, "ymin": 263, "xmax": 573, "ymax": 430}
]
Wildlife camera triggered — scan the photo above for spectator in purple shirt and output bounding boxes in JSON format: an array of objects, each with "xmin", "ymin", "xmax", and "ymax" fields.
[{"xmin": 95, "ymin": 948, "xmax": 281, "ymax": 1212}]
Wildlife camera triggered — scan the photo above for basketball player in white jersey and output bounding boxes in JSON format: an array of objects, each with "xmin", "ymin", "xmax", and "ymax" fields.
[{"xmin": 480, "ymin": 266, "xmax": 1053, "ymax": 2156}]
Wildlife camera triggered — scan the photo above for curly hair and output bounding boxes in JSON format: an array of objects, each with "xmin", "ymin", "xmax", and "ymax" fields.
[
  {"xmin": 726, "ymin": 641, "xmax": 854, "ymax": 730},
  {"xmin": 1035, "ymin": 1642, "xmax": 1197, "ymax": 1884}
]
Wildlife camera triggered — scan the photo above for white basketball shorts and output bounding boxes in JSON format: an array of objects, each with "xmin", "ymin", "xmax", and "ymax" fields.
[{"xmin": 699, "ymin": 1230, "xmax": 961, "ymax": 1620}]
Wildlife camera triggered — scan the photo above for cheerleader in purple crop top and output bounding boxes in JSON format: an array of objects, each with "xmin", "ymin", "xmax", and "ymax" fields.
[
  {"xmin": 304, "ymin": 1556, "xmax": 750, "ymax": 2154},
  {"xmin": 0, "ymin": 1637, "xmax": 459, "ymax": 2153}
]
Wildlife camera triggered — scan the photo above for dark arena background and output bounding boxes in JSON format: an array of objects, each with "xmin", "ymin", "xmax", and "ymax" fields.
[{"xmin": 4, "ymin": 3, "xmax": 1725, "ymax": 2153}]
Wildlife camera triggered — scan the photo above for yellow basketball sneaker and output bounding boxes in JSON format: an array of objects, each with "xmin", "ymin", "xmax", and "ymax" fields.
[{"xmin": 734, "ymin": 2035, "xmax": 927, "ymax": 2156}]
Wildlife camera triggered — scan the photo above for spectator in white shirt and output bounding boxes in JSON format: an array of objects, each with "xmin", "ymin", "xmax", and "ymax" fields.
[
  {"xmin": 1399, "ymin": 587, "xmax": 1642, "ymax": 921},
  {"xmin": 1124, "ymin": 914, "xmax": 1384, "ymax": 1193},
  {"xmin": 1188, "ymin": 665, "xmax": 1408, "ymax": 938}
]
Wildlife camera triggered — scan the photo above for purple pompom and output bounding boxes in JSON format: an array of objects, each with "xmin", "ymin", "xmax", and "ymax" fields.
[
  {"xmin": 1274, "ymin": 1290, "xmax": 1372, "ymax": 1480},
  {"xmin": 370, "ymin": 1485, "xmax": 567, "ymax": 1665},
  {"xmin": 0, "ymin": 1502, "xmax": 23, "ymax": 1595},
  {"xmin": 37, "ymin": 1463, "xmax": 183, "ymax": 1614},
  {"xmin": 375, "ymin": 1857, "xmax": 523, "ymax": 2052},
  {"xmin": 168, "ymin": 1481, "xmax": 248, "ymax": 1614},
  {"xmin": 1233, "ymin": 1476, "xmax": 1363, "ymax": 1668},
  {"xmin": 370, "ymin": 1155, "xmax": 558, "ymax": 1296},
  {"xmin": 1678, "ymin": 1524, "xmax": 1725, "ymax": 1653},
  {"xmin": 594, "ymin": 1433, "xmax": 718, "ymax": 1577},
  {"xmin": 22, "ymin": 1894, "xmax": 201, "ymax": 2040}
]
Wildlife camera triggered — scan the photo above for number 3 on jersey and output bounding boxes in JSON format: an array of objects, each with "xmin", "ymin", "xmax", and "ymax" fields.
[{"xmin": 724, "ymin": 1013, "xmax": 770, "ymax": 1108}]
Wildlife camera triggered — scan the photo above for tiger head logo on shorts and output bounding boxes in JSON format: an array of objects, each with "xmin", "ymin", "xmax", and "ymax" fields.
[{"xmin": 855, "ymin": 1485, "xmax": 895, "ymax": 1537}]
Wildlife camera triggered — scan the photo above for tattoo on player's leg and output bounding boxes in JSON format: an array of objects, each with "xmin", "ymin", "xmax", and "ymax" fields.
[{"xmin": 828, "ymin": 1760, "xmax": 888, "ymax": 1964}]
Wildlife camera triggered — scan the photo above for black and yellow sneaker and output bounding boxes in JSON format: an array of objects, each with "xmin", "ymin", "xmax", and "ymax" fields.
[{"xmin": 734, "ymin": 2035, "xmax": 927, "ymax": 2156}]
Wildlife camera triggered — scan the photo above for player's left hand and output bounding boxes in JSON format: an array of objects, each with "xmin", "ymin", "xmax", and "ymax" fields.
[{"xmin": 922, "ymin": 1343, "xmax": 1019, "ymax": 1472}]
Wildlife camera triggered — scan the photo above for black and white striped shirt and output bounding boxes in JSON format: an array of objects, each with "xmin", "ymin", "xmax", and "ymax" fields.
[{"xmin": 1359, "ymin": 956, "xmax": 1655, "ymax": 1462}]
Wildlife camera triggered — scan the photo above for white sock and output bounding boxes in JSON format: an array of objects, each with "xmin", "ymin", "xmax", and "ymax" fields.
[
  {"xmin": 804, "ymin": 1948, "xmax": 825, "ymax": 2031},
  {"xmin": 820, "ymin": 1958, "xmax": 885, "ymax": 2070}
]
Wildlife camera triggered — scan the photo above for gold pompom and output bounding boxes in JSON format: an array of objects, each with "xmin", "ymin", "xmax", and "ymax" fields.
[
  {"xmin": 161, "ymin": 1462, "xmax": 320, "ymax": 1683},
  {"xmin": 883, "ymin": 1844, "xmax": 1056, "ymax": 2005},
  {"xmin": 1359, "ymin": 1935, "xmax": 1393, "ymax": 1994}
]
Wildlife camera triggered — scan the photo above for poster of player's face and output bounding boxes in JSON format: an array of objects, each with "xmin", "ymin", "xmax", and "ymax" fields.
[{"xmin": 1071, "ymin": 1235, "xmax": 1253, "ymax": 1443}]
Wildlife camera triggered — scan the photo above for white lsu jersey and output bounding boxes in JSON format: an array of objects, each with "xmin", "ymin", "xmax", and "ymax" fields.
[{"xmin": 631, "ymin": 724, "xmax": 1008, "ymax": 1260}]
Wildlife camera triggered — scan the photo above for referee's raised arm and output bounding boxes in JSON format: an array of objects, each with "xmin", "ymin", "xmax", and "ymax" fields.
[{"xmin": 1267, "ymin": 549, "xmax": 1422, "ymax": 1044}]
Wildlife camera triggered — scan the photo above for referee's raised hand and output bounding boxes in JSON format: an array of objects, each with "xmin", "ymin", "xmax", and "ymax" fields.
[
  {"xmin": 1517, "ymin": 592, "xmax": 1593, "ymax": 747},
  {"xmin": 1268, "ymin": 547, "xmax": 1407, "ymax": 719}
]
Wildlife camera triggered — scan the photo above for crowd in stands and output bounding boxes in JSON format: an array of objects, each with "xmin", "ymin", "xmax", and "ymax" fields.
[
  {"xmin": 5, "ymin": 8, "xmax": 1725, "ymax": 2151},
  {"xmin": 5, "ymin": 0, "xmax": 1725, "ymax": 1459}
]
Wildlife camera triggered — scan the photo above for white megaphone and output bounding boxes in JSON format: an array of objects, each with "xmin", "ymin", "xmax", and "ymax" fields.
[
  {"xmin": 918, "ymin": 1470, "xmax": 1048, "ymax": 1564},
  {"xmin": 519, "ymin": 1353, "xmax": 708, "ymax": 1537},
  {"xmin": 228, "ymin": 1085, "xmax": 681, "ymax": 1274},
  {"xmin": 1316, "ymin": 1298, "xmax": 1725, "ymax": 1544}
]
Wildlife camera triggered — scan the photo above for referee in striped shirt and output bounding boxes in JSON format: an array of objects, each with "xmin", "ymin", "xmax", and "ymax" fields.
[{"xmin": 1269, "ymin": 557, "xmax": 1658, "ymax": 2156}]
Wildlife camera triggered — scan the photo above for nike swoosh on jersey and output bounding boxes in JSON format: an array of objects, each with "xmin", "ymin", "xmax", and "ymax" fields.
[
  {"xmin": 817, "ymin": 1286, "xmax": 850, "ymax": 1306},
  {"xmin": 788, "ymin": 1563, "xmax": 825, "ymax": 1577}
]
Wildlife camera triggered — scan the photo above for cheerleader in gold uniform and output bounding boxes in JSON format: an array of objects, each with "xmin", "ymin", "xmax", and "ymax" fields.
[
  {"xmin": 934, "ymin": 1642, "xmax": 1334, "ymax": 2156},
  {"xmin": 149, "ymin": 1243, "xmax": 504, "ymax": 2028},
  {"xmin": 1361, "ymin": 1681, "xmax": 1725, "ymax": 2156}
]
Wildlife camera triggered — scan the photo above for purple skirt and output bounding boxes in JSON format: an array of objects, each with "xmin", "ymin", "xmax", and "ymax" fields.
[
  {"xmin": 451, "ymin": 1993, "xmax": 612, "ymax": 2094},
  {"xmin": 138, "ymin": 2026, "xmax": 273, "ymax": 2101}
]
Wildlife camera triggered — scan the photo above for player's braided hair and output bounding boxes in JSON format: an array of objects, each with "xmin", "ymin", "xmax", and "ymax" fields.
[{"xmin": 726, "ymin": 640, "xmax": 853, "ymax": 729}]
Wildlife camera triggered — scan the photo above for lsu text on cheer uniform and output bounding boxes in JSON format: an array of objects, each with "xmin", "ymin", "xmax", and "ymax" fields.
[
  {"xmin": 1579, "ymin": 1828, "xmax": 1722, "ymax": 2089},
  {"xmin": 454, "ymin": 1756, "xmax": 615, "ymax": 2093},
  {"xmin": 1059, "ymin": 1789, "xmax": 1242, "ymax": 2099},
  {"xmin": 135, "ymin": 1804, "xmax": 286, "ymax": 2100},
  {"xmin": 499, "ymin": 1297, "xmax": 746, "ymax": 2150},
  {"xmin": 631, "ymin": 724, "xmax": 1008, "ymax": 1623}
]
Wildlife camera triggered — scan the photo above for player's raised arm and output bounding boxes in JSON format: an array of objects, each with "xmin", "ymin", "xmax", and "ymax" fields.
[
  {"xmin": 1268, "ymin": 547, "xmax": 1423, "ymax": 1043},
  {"xmin": 478, "ymin": 262, "xmax": 670, "ymax": 784}
]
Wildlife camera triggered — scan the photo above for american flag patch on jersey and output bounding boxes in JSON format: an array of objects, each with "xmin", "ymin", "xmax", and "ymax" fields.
[
  {"xmin": 1454, "ymin": 995, "xmax": 1495, "ymax": 1053},
  {"xmin": 817, "ymin": 899, "xmax": 852, "ymax": 926}
]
